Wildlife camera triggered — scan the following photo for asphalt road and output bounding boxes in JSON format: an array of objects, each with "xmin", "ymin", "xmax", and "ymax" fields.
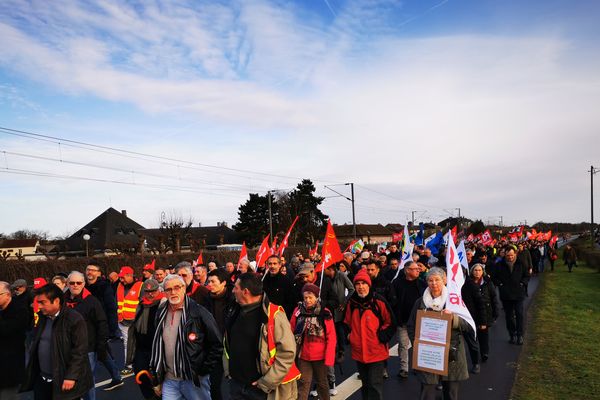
[{"xmin": 17, "ymin": 275, "xmax": 540, "ymax": 400}]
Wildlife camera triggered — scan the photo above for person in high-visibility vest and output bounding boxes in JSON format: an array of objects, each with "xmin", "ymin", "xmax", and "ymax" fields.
[
  {"xmin": 116, "ymin": 266, "xmax": 142, "ymax": 375},
  {"xmin": 224, "ymin": 272, "xmax": 300, "ymax": 400}
]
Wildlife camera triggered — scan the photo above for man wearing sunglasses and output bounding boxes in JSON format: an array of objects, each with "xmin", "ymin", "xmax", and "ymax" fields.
[{"xmin": 65, "ymin": 271, "xmax": 109, "ymax": 400}]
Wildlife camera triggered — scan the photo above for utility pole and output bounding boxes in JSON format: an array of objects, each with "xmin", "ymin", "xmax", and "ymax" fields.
[
  {"xmin": 590, "ymin": 166, "xmax": 599, "ymax": 247},
  {"xmin": 350, "ymin": 183, "xmax": 356, "ymax": 240},
  {"xmin": 500, "ymin": 216, "xmax": 503, "ymax": 227},
  {"xmin": 324, "ymin": 183, "xmax": 356, "ymax": 239},
  {"xmin": 411, "ymin": 211, "xmax": 416, "ymax": 226},
  {"xmin": 456, "ymin": 208, "xmax": 461, "ymax": 231}
]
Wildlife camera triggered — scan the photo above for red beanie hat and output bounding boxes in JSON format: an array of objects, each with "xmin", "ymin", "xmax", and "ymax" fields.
[{"xmin": 353, "ymin": 270, "xmax": 371, "ymax": 287}]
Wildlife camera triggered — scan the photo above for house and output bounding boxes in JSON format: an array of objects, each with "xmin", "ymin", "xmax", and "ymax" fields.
[
  {"xmin": 333, "ymin": 224, "xmax": 393, "ymax": 245},
  {"xmin": 141, "ymin": 222, "xmax": 241, "ymax": 252},
  {"xmin": 64, "ymin": 208, "xmax": 146, "ymax": 255},
  {"xmin": 0, "ymin": 238, "xmax": 41, "ymax": 260}
]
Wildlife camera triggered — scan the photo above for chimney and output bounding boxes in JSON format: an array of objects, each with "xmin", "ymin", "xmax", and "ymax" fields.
[{"xmin": 121, "ymin": 210, "xmax": 127, "ymax": 217}]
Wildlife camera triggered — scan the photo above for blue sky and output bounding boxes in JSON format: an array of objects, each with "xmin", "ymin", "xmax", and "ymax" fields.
[{"xmin": 1, "ymin": 0, "xmax": 599, "ymax": 237}]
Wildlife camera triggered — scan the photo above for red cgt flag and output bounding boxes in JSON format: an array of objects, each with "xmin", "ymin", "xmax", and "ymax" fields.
[
  {"xmin": 278, "ymin": 216, "xmax": 299, "ymax": 256},
  {"xmin": 316, "ymin": 220, "xmax": 343, "ymax": 273},
  {"xmin": 270, "ymin": 235, "xmax": 278, "ymax": 256},
  {"xmin": 255, "ymin": 234, "xmax": 271, "ymax": 267},
  {"xmin": 237, "ymin": 242, "xmax": 248, "ymax": 268},
  {"xmin": 309, "ymin": 240, "xmax": 319, "ymax": 257}
]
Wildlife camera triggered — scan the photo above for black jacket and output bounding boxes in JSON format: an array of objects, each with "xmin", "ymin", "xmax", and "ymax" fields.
[
  {"xmin": 154, "ymin": 298, "xmax": 223, "ymax": 380},
  {"xmin": 21, "ymin": 306, "xmax": 94, "ymax": 400},
  {"xmin": 461, "ymin": 277, "xmax": 487, "ymax": 326},
  {"xmin": 86, "ymin": 277, "xmax": 119, "ymax": 337},
  {"xmin": 0, "ymin": 299, "xmax": 30, "ymax": 388},
  {"xmin": 472, "ymin": 276, "xmax": 499, "ymax": 326},
  {"xmin": 371, "ymin": 274, "xmax": 397, "ymax": 308},
  {"xmin": 393, "ymin": 276, "xmax": 426, "ymax": 325},
  {"xmin": 204, "ymin": 286, "xmax": 236, "ymax": 335},
  {"xmin": 493, "ymin": 258, "xmax": 530, "ymax": 301},
  {"xmin": 262, "ymin": 272, "xmax": 295, "ymax": 317},
  {"xmin": 65, "ymin": 288, "xmax": 109, "ymax": 359}
]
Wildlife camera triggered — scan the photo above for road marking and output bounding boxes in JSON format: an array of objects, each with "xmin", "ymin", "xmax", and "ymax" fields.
[{"xmin": 336, "ymin": 344, "xmax": 398, "ymax": 399}]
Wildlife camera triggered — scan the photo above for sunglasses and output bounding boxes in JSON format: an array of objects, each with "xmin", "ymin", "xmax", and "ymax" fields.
[{"xmin": 69, "ymin": 281, "xmax": 84, "ymax": 286}]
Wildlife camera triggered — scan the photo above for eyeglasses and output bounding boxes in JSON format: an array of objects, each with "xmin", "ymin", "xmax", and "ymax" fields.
[
  {"xmin": 164, "ymin": 285, "xmax": 184, "ymax": 293},
  {"xmin": 178, "ymin": 273, "xmax": 189, "ymax": 277},
  {"xmin": 68, "ymin": 282, "xmax": 84, "ymax": 286}
]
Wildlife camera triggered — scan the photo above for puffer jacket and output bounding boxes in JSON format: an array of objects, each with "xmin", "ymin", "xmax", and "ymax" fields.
[
  {"xmin": 344, "ymin": 291, "xmax": 396, "ymax": 364},
  {"xmin": 472, "ymin": 275, "xmax": 499, "ymax": 326},
  {"xmin": 407, "ymin": 298, "xmax": 470, "ymax": 383},
  {"xmin": 290, "ymin": 304, "xmax": 336, "ymax": 366},
  {"xmin": 21, "ymin": 305, "xmax": 94, "ymax": 400}
]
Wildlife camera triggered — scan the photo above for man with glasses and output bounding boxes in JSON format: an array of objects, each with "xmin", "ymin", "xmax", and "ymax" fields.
[
  {"xmin": 65, "ymin": 271, "xmax": 109, "ymax": 400},
  {"xmin": 0, "ymin": 281, "xmax": 30, "ymax": 400},
  {"xmin": 150, "ymin": 275, "xmax": 222, "ymax": 400},
  {"xmin": 392, "ymin": 261, "xmax": 426, "ymax": 379},
  {"xmin": 176, "ymin": 261, "xmax": 209, "ymax": 306},
  {"xmin": 85, "ymin": 262, "xmax": 124, "ymax": 391}
]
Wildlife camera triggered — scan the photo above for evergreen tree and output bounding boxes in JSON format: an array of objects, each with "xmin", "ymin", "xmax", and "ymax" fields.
[{"xmin": 232, "ymin": 193, "xmax": 279, "ymax": 246}]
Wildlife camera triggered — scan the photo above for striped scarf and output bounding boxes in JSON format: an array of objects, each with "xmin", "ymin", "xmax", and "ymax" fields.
[{"xmin": 150, "ymin": 296, "xmax": 194, "ymax": 382}]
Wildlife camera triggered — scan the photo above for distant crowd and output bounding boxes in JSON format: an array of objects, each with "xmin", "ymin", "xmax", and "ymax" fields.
[{"xmin": 0, "ymin": 237, "xmax": 574, "ymax": 400}]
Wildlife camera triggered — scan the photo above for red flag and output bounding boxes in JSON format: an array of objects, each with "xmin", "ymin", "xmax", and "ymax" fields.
[
  {"xmin": 195, "ymin": 251, "xmax": 204, "ymax": 266},
  {"xmin": 278, "ymin": 216, "xmax": 299, "ymax": 256},
  {"xmin": 309, "ymin": 240, "xmax": 319, "ymax": 257},
  {"xmin": 481, "ymin": 230, "xmax": 493, "ymax": 246},
  {"xmin": 543, "ymin": 230, "xmax": 552, "ymax": 241},
  {"xmin": 255, "ymin": 234, "xmax": 271, "ymax": 267},
  {"xmin": 451, "ymin": 226, "xmax": 458, "ymax": 244},
  {"xmin": 270, "ymin": 235, "xmax": 278, "ymax": 256},
  {"xmin": 237, "ymin": 242, "xmax": 248, "ymax": 268},
  {"xmin": 316, "ymin": 220, "xmax": 343, "ymax": 273},
  {"xmin": 392, "ymin": 232, "xmax": 403, "ymax": 243},
  {"xmin": 549, "ymin": 235, "xmax": 558, "ymax": 248},
  {"xmin": 143, "ymin": 259, "xmax": 156, "ymax": 271},
  {"xmin": 466, "ymin": 233, "xmax": 474, "ymax": 242}
]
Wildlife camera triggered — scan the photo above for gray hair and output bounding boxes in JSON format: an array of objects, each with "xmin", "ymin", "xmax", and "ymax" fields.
[
  {"xmin": 176, "ymin": 265, "xmax": 193, "ymax": 275},
  {"xmin": 343, "ymin": 252, "xmax": 353, "ymax": 258},
  {"xmin": 67, "ymin": 271, "xmax": 85, "ymax": 281},
  {"xmin": 239, "ymin": 259, "xmax": 250, "ymax": 267},
  {"xmin": 0, "ymin": 281, "xmax": 10, "ymax": 293},
  {"xmin": 163, "ymin": 274, "xmax": 185, "ymax": 287},
  {"xmin": 427, "ymin": 267, "xmax": 446, "ymax": 280}
]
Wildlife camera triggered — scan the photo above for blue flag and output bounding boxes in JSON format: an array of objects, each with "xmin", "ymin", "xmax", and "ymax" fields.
[{"xmin": 426, "ymin": 231, "xmax": 444, "ymax": 256}]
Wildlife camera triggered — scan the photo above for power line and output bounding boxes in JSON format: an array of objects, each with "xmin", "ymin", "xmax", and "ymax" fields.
[{"xmin": 0, "ymin": 126, "xmax": 345, "ymax": 185}]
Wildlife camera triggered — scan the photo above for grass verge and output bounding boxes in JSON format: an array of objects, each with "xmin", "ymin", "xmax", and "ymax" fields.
[{"xmin": 511, "ymin": 259, "xmax": 600, "ymax": 400}]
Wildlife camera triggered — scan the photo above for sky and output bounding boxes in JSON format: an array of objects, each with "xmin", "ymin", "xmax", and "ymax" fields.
[{"xmin": 1, "ymin": 0, "xmax": 599, "ymax": 238}]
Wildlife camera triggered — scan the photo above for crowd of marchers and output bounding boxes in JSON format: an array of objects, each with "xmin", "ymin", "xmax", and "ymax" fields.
[{"xmin": 0, "ymin": 238, "xmax": 573, "ymax": 400}]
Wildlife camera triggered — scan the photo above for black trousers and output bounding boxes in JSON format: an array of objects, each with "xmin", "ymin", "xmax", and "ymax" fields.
[
  {"xmin": 209, "ymin": 357, "xmax": 225, "ymax": 400},
  {"xmin": 502, "ymin": 299, "xmax": 525, "ymax": 336},
  {"xmin": 478, "ymin": 327, "xmax": 490, "ymax": 358},
  {"xmin": 33, "ymin": 376, "xmax": 81, "ymax": 400},
  {"xmin": 420, "ymin": 381, "xmax": 460, "ymax": 400},
  {"xmin": 229, "ymin": 378, "xmax": 267, "ymax": 400},
  {"xmin": 133, "ymin": 349, "xmax": 154, "ymax": 399},
  {"xmin": 463, "ymin": 327, "xmax": 480, "ymax": 365},
  {"xmin": 356, "ymin": 361, "xmax": 384, "ymax": 400}
]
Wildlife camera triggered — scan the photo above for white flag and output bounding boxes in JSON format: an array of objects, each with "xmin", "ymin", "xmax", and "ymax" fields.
[
  {"xmin": 392, "ymin": 223, "xmax": 413, "ymax": 281},
  {"xmin": 445, "ymin": 231, "xmax": 476, "ymax": 335},
  {"xmin": 457, "ymin": 240, "xmax": 469, "ymax": 272}
]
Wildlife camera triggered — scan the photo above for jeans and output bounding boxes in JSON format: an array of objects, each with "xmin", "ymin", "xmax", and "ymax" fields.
[
  {"xmin": 84, "ymin": 352, "xmax": 97, "ymax": 400},
  {"xmin": 162, "ymin": 376, "xmax": 210, "ymax": 400},
  {"xmin": 397, "ymin": 325, "xmax": 412, "ymax": 373},
  {"xmin": 98, "ymin": 352, "xmax": 122, "ymax": 382},
  {"xmin": 118, "ymin": 322, "xmax": 131, "ymax": 369},
  {"xmin": 356, "ymin": 361, "xmax": 384, "ymax": 400},
  {"xmin": 503, "ymin": 299, "xmax": 525, "ymax": 336}
]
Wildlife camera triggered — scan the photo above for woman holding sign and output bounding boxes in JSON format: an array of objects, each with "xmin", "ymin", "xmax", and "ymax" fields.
[{"xmin": 408, "ymin": 267, "xmax": 471, "ymax": 400}]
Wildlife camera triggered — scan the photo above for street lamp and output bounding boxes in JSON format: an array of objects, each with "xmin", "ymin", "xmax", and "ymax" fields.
[{"xmin": 83, "ymin": 234, "xmax": 91, "ymax": 257}]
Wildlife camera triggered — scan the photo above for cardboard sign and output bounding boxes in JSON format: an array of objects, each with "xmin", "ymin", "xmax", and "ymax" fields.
[{"xmin": 412, "ymin": 310, "xmax": 453, "ymax": 375}]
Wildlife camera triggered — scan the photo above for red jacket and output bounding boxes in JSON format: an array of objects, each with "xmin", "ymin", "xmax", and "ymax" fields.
[
  {"xmin": 344, "ymin": 293, "xmax": 394, "ymax": 363},
  {"xmin": 290, "ymin": 306, "xmax": 337, "ymax": 367}
]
